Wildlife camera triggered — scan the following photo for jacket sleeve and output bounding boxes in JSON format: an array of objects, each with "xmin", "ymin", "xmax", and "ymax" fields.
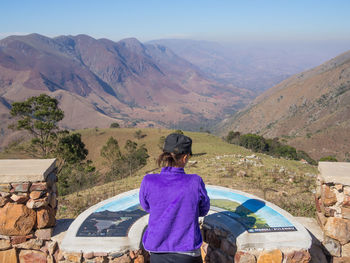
[
  {"xmin": 139, "ymin": 176, "xmax": 150, "ymax": 213},
  {"xmin": 198, "ymin": 177, "xmax": 210, "ymax": 216}
]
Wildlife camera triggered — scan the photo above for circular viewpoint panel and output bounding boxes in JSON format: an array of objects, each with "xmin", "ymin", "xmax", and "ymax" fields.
[{"xmin": 61, "ymin": 185, "xmax": 311, "ymax": 253}]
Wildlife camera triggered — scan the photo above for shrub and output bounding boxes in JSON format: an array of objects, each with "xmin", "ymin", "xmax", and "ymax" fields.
[
  {"xmin": 110, "ymin": 122, "xmax": 120, "ymax": 128},
  {"xmin": 239, "ymin": 134, "xmax": 268, "ymax": 152},
  {"xmin": 319, "ymin": 156, "xmax": 338, "ymax": 162}
]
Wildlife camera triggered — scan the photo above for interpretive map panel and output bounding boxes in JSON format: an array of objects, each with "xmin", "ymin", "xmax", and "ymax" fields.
[
  {"xmin": 77, "ymin": 204, "xmax": 147, "ymax": 237},
  {"xmin": 62, "ymin": 186, "xmax": 310, "ymax": 254},
  {"xmin": 210, "ymin": 199, "xmax": 296, "ymax": 233}
]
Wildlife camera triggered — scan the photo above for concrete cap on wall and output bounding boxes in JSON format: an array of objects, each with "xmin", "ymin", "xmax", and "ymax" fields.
[
  {"xmin": 0, "ymin": 159, "xmax": 56, "ymax": 183},
  {"xmin": 318, "ymin": 162, "xmax": 350, "ymax": 185}
]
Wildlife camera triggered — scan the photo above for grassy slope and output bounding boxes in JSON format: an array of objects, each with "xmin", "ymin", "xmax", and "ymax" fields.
[{"xmin": 56, "ymin": 128, "xmax": 317, "ymax": 218}]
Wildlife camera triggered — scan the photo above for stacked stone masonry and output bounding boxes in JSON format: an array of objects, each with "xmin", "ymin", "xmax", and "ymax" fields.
[
  {"xmin": 315, "ymin": 162, "xmax": 350, "ymax": 262},
  {"xmin": 3, "ymin": 159, "xmax": 349, "ymax": 262},
  {"xmin": 0, "ymin": 159, "xmax": 58, "ymax": 263},
  {"xmin": 200, "ymin": 223, "xmax": 311, "ymax": 263}
]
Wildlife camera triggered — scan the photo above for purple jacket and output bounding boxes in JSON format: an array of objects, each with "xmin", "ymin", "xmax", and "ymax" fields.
[{"xmin": 139, "ymin": 167, "xmax": 210, "ymax": 252}]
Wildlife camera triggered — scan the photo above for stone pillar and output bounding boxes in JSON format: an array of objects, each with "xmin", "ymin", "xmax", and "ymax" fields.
[
  {"xmin": 0, "ymin": 159, "xmax": 58, "ymax": 263},
  {"xmin": 316, "ymin": 162, "xmax": 350, "ymax": 262}
]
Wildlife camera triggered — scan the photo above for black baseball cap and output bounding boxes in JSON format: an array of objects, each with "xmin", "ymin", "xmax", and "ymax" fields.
[{"xmin": 163, "ymin": 133, "xmax": 192, "ymax": 155}]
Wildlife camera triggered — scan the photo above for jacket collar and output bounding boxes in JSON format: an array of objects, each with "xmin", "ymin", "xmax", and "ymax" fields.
[{"xmin": 160, "ymin": 167, "xmax": 185, "ymax": 174}]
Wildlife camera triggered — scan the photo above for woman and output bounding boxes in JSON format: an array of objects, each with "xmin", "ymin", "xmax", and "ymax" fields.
[{"xmin": 139, "ymin": 133, "xmax": 210, "ymax": 263}]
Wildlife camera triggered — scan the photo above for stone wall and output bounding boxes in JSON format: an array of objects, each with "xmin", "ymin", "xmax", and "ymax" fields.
[
  {"xmin": 0, "ymin": 159, "xmax": 58, "ymax": 263},
  {"xmin": 58, "ymin": 249, "xmax": 148, "ymax": 263},
  {"xmin": 3, "ymin": 159, "xmax": 349, "ymax": 263},
  {"xmin": 200, "ymin": 222, "xmax": 311, "ymax": 263},
  {"xmin": 315, "ymin": 162, "xmax": 350, "ymax": 262}
]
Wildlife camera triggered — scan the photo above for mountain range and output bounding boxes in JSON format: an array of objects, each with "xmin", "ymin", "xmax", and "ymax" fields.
[
  {"xmin": 1, "ymin": 33, "xmax": 349, "ymax": 160},
  {"xmin": 217, "ymin": 50, "xmax": 350, "ymax": 161},
  {"xmin": 0, "ymin": 33, "xmax": 252, "ymax": 148},
  {"xmin": 148, "ymin": 39, "xmax": 349, "ymax": 93}
]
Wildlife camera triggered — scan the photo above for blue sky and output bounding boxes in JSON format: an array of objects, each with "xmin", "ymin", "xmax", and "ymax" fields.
[{"xmin": 1, "ymin": 0, "xmax": 350, "ymax": 43}]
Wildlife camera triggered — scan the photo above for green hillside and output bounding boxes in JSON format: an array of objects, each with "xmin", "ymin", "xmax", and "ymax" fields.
[{"xmin": 1, "ymin": 127, "xmax": 318, "ymax": 219}]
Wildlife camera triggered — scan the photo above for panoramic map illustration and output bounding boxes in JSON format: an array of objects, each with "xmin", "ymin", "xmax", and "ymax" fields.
[{"xmin": 75, "ymin": 186, "xmax": 296, "ymax": 238}]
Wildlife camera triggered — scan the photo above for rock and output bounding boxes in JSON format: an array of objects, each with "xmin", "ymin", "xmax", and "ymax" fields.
[
  {"xmin": 10, "ymin": 236, "xmax": 27, "ymax": 245},
  {"xmin": 19, "ymin": 249, "xmax": 47, "ymax": 263},
  {"xmin": 111, "ymin": 253, "xmax": 131, "ymax": 263},
  {"xmin": 30, "ymin": 183, "xmax": 48, "ymax": 192},
  {"xmin": 246, "ymin": 155, "xmax": 257, "ymax": 159},
  {"xmin": 343, "ymin": 196, "xmax": 350, "ymax": 207},
  {"xmin": 234, "ymin": 251, "xmax": 256, "ymax": 263},
  {"xmin": 54, "ymin": 249, "xmax": 63, "ymax": 262},
  {"xmin": 316, "ymin": 212, "xmax": 327, "ymax": 228},
  {"xmin": 321, "ymin": 185, "xmax": 337, "ymax": 206},
  {"xmin": 342, "ymin": 242, "xmax": 350, "ymax": 257},
  {"xmin": 324, "ymin": 217, "xmax": 350, "ymax": 244},
  {"xmin": 47, "ymin": 240, "xmax": 57, "ymax": 255},
  {"xmin": 322, "ymin": 236, "xmax": 341, "ymax": 257},
  {"xmin": 333, "ymin": 257, "xmax": 350, "ymax": 263},
  {"xmin": 342, "ymin": 207, "xmax": 350, "ymax": 220},
  {"xmin": 257, "ymin": 249, "xmax": 283, "ymax": 263},
  {"xmin": 0, "ymin": 184, "xmax": 11, "ymax": 192},
  {"xmin": 10, "ymin": 193, "xmax": 29, "ymax": 203},
  {"xmin": 324, "ymin": 207, "xmax": 336, "ymax": 217},
  {"xmin": 129, "ymin": 250, "xmax": 135, "ymax": 259},
  {"xmin": 93, "ymin": 252, "xmax": 108, "ymax": 257},
  {"xmin": 0, "ymin": 192, "xmax": 11, "ymax": 198},
  {"xmin": 30, "ymin": 191, "xmax": 45, "ymax": 200},
  {"xmin": 93, "ymin": 256, "xmax": 108, "ymax": 263},
  {"xmin": 316, "ymin": 186, "xmax": 322, "ymax": 199},
  {"xmin": 315, "ymin": 196, "xmax": 321, "ymax": 213},
  {"xmin": 83, "ymin": 252, "xmax": 94, "ymax": 259},
  {"xmin": 201, "ymin": 242, "xmax": 208, "ymax": 254},
  {"xmin": 134, "ymin": 255, "xmax": 144, "ymax": 263},
  {"xmin": 35, "ymin": 228, "xmax": 53, "ymax": 240},
  {"xmin": 37, "ymin": 207, "xmax": 56, "ymax": 229},
  {"xmin": 201, "ymin": 242, "xmax": 208, "ymax": 261},
  {"xmin": 0, "ymin": 203, "xmax": 36, "ymax": 236},
  {"xmin": 237, "ymin": 170, "xmax": 247, "ymax": 177},
  {"xmin": 15, "ymin": 238, "xmax": 44, "ymax": 250},
  {"xmin": 11, "ymin": 182, "xmax": 31, "ymax": 192},
  {"xmin": 0, "ymin": 239, "xmax": 11, "ymax": 251},
  {"xmin": 47, "ymin": 255, "xmax": 54, "ymax": 263},
  {"xmin": 26, "ymin": 197, "xmax": 48, "ymax": 209},
  {"xmin": 344, "ymin": 186, "xmax": 350, "ymax": 195},
  {"xmin": 0, "ymin": 196, "xmax": 10, "ymax": 207},
  {"xmin": 0, "ymin": 248, "xmax": 17, "ymax": 263},
  {"xmin": 335, "ymin": 184, "xmax": 343, "ymax": 191},
  {"xmin": 64, "ymin": 252, "xmax": 82, "ymax": 262},
  {"xmin": 285, "ymin": 250, "xmax": 311, "ymax": 263}
]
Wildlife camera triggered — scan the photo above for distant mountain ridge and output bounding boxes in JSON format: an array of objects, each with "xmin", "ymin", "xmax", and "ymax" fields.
[
  {"xmin": 217, "ymin": 50, "xmax": 350, "ymax": 161},
  {"xmin": 148, "ymin": 39, "xmax": 350, "ymax": 93},
  {"xmin": 0, "ymin": 33, "xmax": 252, "ymax": 148}
]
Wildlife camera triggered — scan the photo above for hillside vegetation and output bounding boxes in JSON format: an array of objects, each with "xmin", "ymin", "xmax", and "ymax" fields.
[
  {"xmin": 217, "ymin": 50, "xmax": 350, "ymax": 161},
  {"xmin": 40, "ymin": 128, "xmax": 318, "ymax": 219}
]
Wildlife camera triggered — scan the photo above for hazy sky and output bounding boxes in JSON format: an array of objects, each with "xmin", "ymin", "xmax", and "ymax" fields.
[{"xmin": 1, "ymin": 0, "xmax": 350, "ymax": 43}]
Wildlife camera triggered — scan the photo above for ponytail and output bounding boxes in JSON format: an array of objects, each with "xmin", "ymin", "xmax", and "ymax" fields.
[{"xmin": 157, "ymin": 152, "xmax": 184, "ymax": 167}]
